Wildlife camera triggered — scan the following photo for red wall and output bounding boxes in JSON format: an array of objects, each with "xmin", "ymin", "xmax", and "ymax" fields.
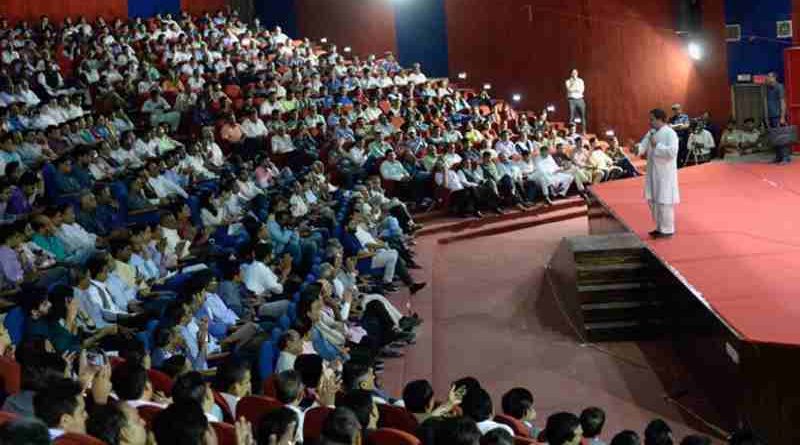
[
  {"xmin": 446, "ymin": 0, "xmax": 730, "ymax": 140},
  {"xmin": 181, "ymin": 0, "xmax": 228, "ymax": 16},
  {"xmin": 0, "ymin": 0, "xmax": 128, "ymax": 22},
  {"xmin": 295, "ymin": 0, "xmax": 397, "ymax": 57}
]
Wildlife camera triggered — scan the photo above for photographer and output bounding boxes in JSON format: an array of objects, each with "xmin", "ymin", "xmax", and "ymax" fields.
[{"xmin": 686, "ymin": 120, "xmax": 715, "ymax": 165}]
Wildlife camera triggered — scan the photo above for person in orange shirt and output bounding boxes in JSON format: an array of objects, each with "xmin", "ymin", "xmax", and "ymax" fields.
[{"xmin": 160, "ymin": 69, "xmax": 185, "ymax": 95}]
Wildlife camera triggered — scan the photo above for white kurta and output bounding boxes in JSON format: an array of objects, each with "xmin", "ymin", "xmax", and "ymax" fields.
[{"xmin": 638, "ymin": 125, "xmax": 680, "ymax": 205}]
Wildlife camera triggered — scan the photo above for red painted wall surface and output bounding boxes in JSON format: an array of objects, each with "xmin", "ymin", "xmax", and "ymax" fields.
[
  {"xmin": 446, "ymin": 0, "xmax": 730, "ymax": 140},
  {"xmin": 0, "ymin": 0, "xmax": 128, "ymax": 22},
  {"xmin": 295, "ymin": 0, "xmax": 397, "ymax": 57},
  {"xmin": 181, "ymin": 0, "xmax": 228, "ymax": 16}
]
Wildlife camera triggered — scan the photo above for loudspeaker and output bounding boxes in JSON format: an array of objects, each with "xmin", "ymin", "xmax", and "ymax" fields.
[{"xmin": 675, "ymin": 0, "xmax": 703, "ymax": 34}]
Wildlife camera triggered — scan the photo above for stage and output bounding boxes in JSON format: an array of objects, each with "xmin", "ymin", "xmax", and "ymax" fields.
[{"xmin": 585, "ymin": 160, "xmax": 800, "ymax": 443}]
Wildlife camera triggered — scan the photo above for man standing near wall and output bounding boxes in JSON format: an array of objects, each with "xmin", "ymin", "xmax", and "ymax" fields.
[
  {"xmin": 565, "ymin": 69, "xmax": 587, "ymax": 132},
  {"xmin": 766, "ymin": 72, "xmax": 791, "ymax": 164}
]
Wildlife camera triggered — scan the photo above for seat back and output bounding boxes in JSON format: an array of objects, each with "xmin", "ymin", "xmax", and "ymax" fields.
[
  {"xmin": 235, "ymin": 395, "xmax": 283, "ymax": 425},
  {"xmin": 213, "ymin": 391, "xmax": 235, "ymax": 424},
  {"xmin": 0, "ymin": 410, "xmax": 19, "ymax": 425},
  {"xmin": 494, "ymin": 413, "xmax": 531, "ymax": 437},
  {"xmin": 147, "ymin": 369, "xmax": 174, "ymax": 396},
  {"xmin": 137, "ymin": 404, "xmax": 163, "ymax": 428},
  {"xmin": 0, "ymin": 357, "xmax": 21, "ymax": 396},
  {"xmin": 212, "ymin": 422, "xmax": 237, "ymax": 445},
  {"xmin": 3, "ymin": 307, "xmax": 26, "ymax": 345},
  {"xmin": 303, "ymin": 406, "xmax": 333, "ymax": 443},
  {"xmin": 514, "ymin": 436, "xmax": 538, "ymax": 445},
  {"xmin": 257, "ymin": 340, "xmax": 276, "ymax": 381},
  {"xmin": 367, "ymin": 428, "xmax": 421, "ymax": 445},
  {"xmin": 262, "ymin": 373, "xmax": 278, "ymax": 398},
  {"xmin": 54, "ymin": 433, "xmax": 106, "ymax": 445},
  {"xmin": 377, "ymin": 404, "xmax": 418, "ymax": 434}
]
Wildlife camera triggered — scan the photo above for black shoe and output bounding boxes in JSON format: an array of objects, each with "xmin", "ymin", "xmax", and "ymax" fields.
[
  {"xmin": 384, "ymin": 284, "xmax": 399, "ymax": 293},
  {"xmin": 409, "ymin": 282, "xmax": 427, "ymax": 295},
  {"xmin": 648, "ymin": 230, "xmax": 661, "ymax": 237},
  {"xmin": 492, "ymin": 207, "xmax": 505, "ymax": 215},
  {"xmin": 399, "ymin": 316, "xmax": 423, "ymax": 330},
  {"xmin": 472, "ymin": 211, "xmax": 483, "ymax": 218},
  {"xmin": 652, "ymin": 232, "xmax": 674, "ymax": 239},
  {"xmin": 379, "ymin": 348, "xmax": 404, "ymax": 358}
]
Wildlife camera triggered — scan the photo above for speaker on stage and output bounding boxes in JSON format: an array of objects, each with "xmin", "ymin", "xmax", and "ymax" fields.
[{"xmin": 675, "ymin": 0, "xmax": 703, "ymax": 34}]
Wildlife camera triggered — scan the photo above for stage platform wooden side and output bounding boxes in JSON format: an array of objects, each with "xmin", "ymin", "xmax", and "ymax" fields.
[{"xmin": 544, "ymin": 191, "xmax": 800, "ymax": 444}]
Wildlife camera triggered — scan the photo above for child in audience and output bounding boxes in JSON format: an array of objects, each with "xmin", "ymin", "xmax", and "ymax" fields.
[
  {"xmin": 502, "ymin": 387, "xmax": 540, "ymax": 438},
  {"xmin": 581, "ymin": 407, "xmax": 607, "ymax": 445}
]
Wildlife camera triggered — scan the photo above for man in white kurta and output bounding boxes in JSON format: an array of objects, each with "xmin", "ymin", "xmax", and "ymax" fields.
[{"xmin": 637, "ymin": 109, "xmax": 680, "ymax": 237}]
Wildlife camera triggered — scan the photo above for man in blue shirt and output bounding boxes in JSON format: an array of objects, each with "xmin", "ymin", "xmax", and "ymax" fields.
[
  {"xmin": 766, "ymin": 72, "xmax": 791, "ymax": 164},
  {"xmin": 669, "ymin": 104, "xmax": 690, "ymax": 167}
]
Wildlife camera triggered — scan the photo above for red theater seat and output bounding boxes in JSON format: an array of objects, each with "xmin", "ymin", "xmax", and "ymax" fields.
[
  {"xmin": 303, "ymin": 406, "xmax": 333, "ymax": 443},
  {"xmin": 0, "ymin": 411, "xmax": 19, "ymax": 425},
  {"xmin": 377, "ymin": 404, "xmax": 419, "ymax": 434},
  {"xmin": 54, "ymin": 433, "xmax": 106, "ymax": 445},
  {"xmin": 212, "ymin": 422, "xmax": 237, "ymax": 445},
  {"xmin": 235, "ymin": 395, "xmax": 283, "ymax": 425},
  {"xmin": 367, "ymin": 428, "xmax": 421, "ymax": 445},
  {"xmin": 0, "ymin": 357, "xmax": 21, "ymax": 396},
  {"xmin": 494, "ymin": 413, "xmax": 531, "ymax": 437},
  {"xmin": 213, "ymin": 390, "xmax": 235, "ymax": 424},
  {"xmin": 262, "ymin": 374, "xmax": 278, "ymax": 398},
  {"xmin": 147, "ymin": 369, "xmax": 173, "ymax": 396},
  {"xmin": 137, "ymin": 405, "xmax": 163, "ymax": 428}
]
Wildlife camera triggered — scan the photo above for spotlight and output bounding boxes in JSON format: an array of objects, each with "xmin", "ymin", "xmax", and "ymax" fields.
[
  {"xmin": 344, "ymin": 46, "xmax": 352, "ymax": 53},
  {"xmin": 512, "ymin": 93, "xmax": 522, "ymax": 102},
  {"xmin": 605, "ymin": 130, "xmax": 615, "ymax": 137},
  {"xmin": 320, "ymin": 37, "xmax": 328, "ymax": 44},
  {"xmin": 457, "ymin": 72, "xmax": 467, "ymax": 80},
  {"xmin": 688, "ymin": 41, "xmax": 703, "ymax": 60},
  {"xmin": 546, "ymin": 105, "xmax": 556, "ymax": 113},
  {"xmin": 483, "ymin": 83, "xmax": 492, "ymax": 91}
]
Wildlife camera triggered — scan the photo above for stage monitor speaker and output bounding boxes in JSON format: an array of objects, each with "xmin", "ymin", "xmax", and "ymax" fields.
[
  {"xmin": 731, "ymin": 84, "xmax": 767, "ymax": 127},
  {"xmin": 675, "ymin": 0, "xmax": 703, "ymax": 34}
]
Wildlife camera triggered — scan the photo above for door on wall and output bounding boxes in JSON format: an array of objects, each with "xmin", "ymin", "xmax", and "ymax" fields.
[
  {"xmin": 785, "ymin": 47, "xmax": 800, "ymax": 153},
  {"xmin": 731, "ymin": 84, "xmax": 767, "ymax": 126}
]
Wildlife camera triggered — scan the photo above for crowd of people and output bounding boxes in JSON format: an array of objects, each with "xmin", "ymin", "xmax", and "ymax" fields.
[{"xmin": 0, "ymin": 9, "xmax": 761, "ymax": 445}]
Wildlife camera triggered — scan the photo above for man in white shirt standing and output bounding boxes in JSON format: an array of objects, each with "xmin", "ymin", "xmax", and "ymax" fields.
[
  {"xmin": 565, "ymin": 69, "xmax": 587, "ymax": 131},
  {"xmin": 637, "ymin": 108, "xmax": 680, "ymax": 238}
]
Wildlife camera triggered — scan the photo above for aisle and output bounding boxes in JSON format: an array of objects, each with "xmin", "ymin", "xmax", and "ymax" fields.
[{"xmin": 380, "ymin": 217, "xmax": 721, "ymax": 441}]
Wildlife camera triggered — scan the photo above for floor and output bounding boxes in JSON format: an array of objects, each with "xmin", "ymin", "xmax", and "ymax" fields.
[{"xmin": 379, "ymin": 216, "xmax": 724, "ymax": 442}]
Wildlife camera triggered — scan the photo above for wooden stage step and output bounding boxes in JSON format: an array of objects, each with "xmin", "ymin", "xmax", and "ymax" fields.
[
  {"xmin": 545, "ymin": 233, "xmax": 668, "ymax": 342},
  {"xmin": 437, "ymin": 206, "xmax": 588, "ymax": 244},
  {"xmin": 415, "ymin": 197, "xmax": 585, "ymax": 237}
]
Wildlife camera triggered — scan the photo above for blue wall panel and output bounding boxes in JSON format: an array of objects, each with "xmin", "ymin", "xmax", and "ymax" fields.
[
  {"xmin": 726, "ymin": 0, "xmax": 792, "ymax": 83},
  {"xmin": 129, "ymin": 0, "xmax": 180, "ymax": 18},
  {"xmin": 393, "ymin": 0, "xmax": 449, "ymax": 77},
  {"xmin": 255, "ymin": 0, "xmax": 297, "ymax": 39}
]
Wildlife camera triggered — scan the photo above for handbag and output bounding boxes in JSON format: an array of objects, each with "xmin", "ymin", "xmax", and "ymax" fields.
[{"xmin": 767, "ymin": 125, "xmax": 798, "ymax": 147}]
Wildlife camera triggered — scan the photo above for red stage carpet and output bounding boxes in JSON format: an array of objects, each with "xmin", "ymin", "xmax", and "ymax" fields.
[{"xmin": 592, "ymin": 162, "xmax": 800, "ymax": 346}]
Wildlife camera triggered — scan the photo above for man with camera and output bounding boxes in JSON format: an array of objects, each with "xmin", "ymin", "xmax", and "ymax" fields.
[{"xmin": 686, "ymin": 120, "xmax": 715, "ymax": 165}]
